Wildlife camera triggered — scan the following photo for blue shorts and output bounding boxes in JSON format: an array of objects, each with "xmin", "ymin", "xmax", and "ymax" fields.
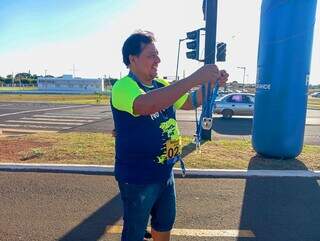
[{"xmin": 118, "ymin": 177, "xmax": 176, "ymax": 241}]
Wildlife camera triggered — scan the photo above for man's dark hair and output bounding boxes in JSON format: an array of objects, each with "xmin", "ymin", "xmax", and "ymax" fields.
[{"xmin": 122, "ymin": 30, "xmax": 155, "ymax": 67}]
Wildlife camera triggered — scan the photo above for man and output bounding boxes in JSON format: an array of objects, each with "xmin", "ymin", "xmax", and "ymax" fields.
[{"xmin": 111, "ymin": 31, "xmax": 228, "ymax": 241}]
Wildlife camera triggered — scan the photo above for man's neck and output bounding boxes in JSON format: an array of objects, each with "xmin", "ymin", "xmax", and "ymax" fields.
[{"xmin": 130, "ymin": 69, "xmax": 152, "ymax": 86}]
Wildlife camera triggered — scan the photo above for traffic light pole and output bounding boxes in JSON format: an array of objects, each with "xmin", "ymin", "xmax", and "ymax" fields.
[
  {"xmin": 175, "ymin": 38, "xmax": 187, "ymax": 81},
  {"xmin": 201, "ymin": 0, "xmax": 218, "ymax": 141}
]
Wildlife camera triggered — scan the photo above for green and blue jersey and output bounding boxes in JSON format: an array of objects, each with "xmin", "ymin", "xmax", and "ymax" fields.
[{"xmin": 111, "ymin": 72, "xmax": 188, "ymax": 184}]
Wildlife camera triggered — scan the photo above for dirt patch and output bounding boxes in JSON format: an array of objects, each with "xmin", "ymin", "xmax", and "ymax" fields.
[{"xmin": 0, "ymin": 136, "xmax": 52, "ymax": 162}]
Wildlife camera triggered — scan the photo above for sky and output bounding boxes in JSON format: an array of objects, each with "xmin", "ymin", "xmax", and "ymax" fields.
[{"xmin": 0, "ymin": 0, "xmax": 319, "ymax": 85}]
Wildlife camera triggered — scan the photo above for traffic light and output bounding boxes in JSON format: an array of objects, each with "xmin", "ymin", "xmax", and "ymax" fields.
[
  {"xmin": 216, "ymin": 42, "xmax": 226, "ymax": 62},
  {"xmin": 186, "ymin": 29, "xmax": 200, "ymax": 60}
]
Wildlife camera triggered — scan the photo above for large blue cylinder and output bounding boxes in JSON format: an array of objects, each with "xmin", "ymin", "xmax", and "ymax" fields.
[{"xmin": 252, "ymin": 0, "xmax": 317, "ymax": 159}]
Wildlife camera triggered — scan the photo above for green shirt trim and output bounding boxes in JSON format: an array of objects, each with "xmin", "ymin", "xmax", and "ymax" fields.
[
  {"xmin": 111, "ymin": 76, "xmax": 144, "ymax": 116},
  {"xmin": 111, "ymin": 76, "xmax": 189, "ymax": 116}
]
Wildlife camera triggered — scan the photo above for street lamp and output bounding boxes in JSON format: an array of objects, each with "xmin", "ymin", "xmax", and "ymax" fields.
[
  {"xmin": 175, "ymin": 38, "xmax": 187, "ymax": 81},
  {"xmin": 237, "ymin": 66, "xmax": 246, "ymax": 91},
  {"xmin": 12, "ymin": 72, "xmax": 14, "ymax": 87}
]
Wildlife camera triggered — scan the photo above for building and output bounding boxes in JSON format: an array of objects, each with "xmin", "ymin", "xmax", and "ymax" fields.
[{"xmin": 37, "ymin": 75, "xmax": 104, "ymax": 93}]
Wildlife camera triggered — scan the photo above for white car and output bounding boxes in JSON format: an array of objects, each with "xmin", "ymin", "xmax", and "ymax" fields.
[
  {"xmin": 311, "ymin": 92, "xmax": 320, "ymax": 98},
  {"xmin": 214, "ymin": 93, "xmax": 255, "ymax": 118}
]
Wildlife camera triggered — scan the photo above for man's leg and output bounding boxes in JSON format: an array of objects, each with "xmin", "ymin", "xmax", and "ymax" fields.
[
  {"xmin": 118, "ymin": 182, "xmax": 161, "ymax": 241},
  {"xmin": 151, "ymin": 229, "xmax": 171, "ymax": 241},
  {"xmin": 150, "ymin": 177, "xmax": 176, "ymax": 241}
]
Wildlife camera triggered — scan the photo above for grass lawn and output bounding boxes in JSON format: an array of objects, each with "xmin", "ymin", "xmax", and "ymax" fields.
[
  {"xmin": 0, "ymin": 94, "xmax": 109, "ymax": 105},
  {"xmin": 1, "ymin": 132, "xmax": 319, "ymax": 170},
  {"xmin": 0, "ymin": 87, "xmax": 37, "ymax": 91},
  {"xmin": 0, "ymin": 93, "xmax": 318, "ymax": 109}
]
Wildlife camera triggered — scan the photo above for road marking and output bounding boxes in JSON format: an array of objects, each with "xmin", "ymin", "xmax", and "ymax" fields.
[
  {"xmin": 21, "ymin": 117, "xmax": 94, "ymax": 123},
  {"xmin": 0, "ymin": 104, "xmax": 12, "ymax": 107},
  {"xmin": 5, "ymin": 120, "xmax": 84, "ymax": 125},
  {"xmin": 0, "ymin": 123, "xmax": 70, "ymax": 130},
  {"xmin": 42, "ymin": 113, "xmax": 106, "ymax": 117},
  {"xmin": 0, "ymin": 105, "xmax": 91, "ymax": 117},
  {"xmin": 33, "ymin": 114, "xmax": 102, "ymax": 120},
  {"xmin": 106, "ymin": 225, "xmax": 255, "ymax": 238},
  {"xmin": 0, "ymin": 128, "xmax": 57, "ymax": 134}
]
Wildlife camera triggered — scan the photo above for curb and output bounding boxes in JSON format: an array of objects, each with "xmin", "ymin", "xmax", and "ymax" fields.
[{"xmin": 1, "ymin": 163, "xmax": 320, "ymax": 178}]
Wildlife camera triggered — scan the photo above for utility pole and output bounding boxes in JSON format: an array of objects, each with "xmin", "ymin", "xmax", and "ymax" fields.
[
  {"xmin": 12, "ymin": 72, "xmax": 14, "ymax": 87},
  {"xmin": 202, "ymin": 0, "xmax": 218, "ymax": 141},
  {"xmin": 175, "ymin": 38, "xmax": 187, "ymax": 81},
  {"xmin": 72, "ymin": 64, "xmax": 78, "ymax": 77},
  {"xmin": 68, "ymin": 64, "xmax": 79, "ymax": 77},
  {"xmin": 237, "ymin": 66, "xmax": 246, "ymax": 91}
]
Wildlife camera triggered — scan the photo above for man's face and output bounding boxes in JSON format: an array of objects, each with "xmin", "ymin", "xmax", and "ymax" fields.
[{"xmin": 132, "ymin": 42, "xmax": 161, "ymax": 80}]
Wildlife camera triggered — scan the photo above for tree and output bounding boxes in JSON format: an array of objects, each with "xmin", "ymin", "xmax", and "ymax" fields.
[{"xmin": 16, "ymin": 72, "xmax": 31, "ymax": 79}]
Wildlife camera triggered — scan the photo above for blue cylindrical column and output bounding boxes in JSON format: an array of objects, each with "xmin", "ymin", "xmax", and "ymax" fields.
[{"xmin": 252, "ymin": 0, "xmax": 317, "ymax": 159}]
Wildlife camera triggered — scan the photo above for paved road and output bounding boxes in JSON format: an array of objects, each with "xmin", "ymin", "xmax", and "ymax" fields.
[
  {"xmin": 176, "ymin": 111, "xmax": 320, "ymax": 145},
  {"xmin": 0, "ymin": 102, "xmax": 319, "ymax": 145},
  {"xmin": 0, "ymin": 102, "xmax": 113, "ymax": 134},
  {"xmin": 1, "ymin": 171, "xmax": 320, "ymax": 241}
]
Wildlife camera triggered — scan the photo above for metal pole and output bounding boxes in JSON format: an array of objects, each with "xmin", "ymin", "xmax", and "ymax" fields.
[
  {"xmin": 175, "ymin": 38, "xmax": 187, "ymax": 81},
  {"xmin": 12, "ymin": 72, "xmax": 14, "ymax": 87},
  {"xmin": 243, "ymin": 67, "xmax": 246, "ymax": 91},
  {"xmin": 237, "ymin": 66, "xmax": 246, "ymax": 91},
  {"xmin": 202, "ymin": 0, "xmax": 218, "ymax": 141},
  {"xmin": 204, "ymin": 0, "xmax": 218, "ymax": 65}
]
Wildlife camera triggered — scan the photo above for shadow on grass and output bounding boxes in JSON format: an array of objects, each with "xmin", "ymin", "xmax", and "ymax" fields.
[
  {"xmin": 181, "ymin": 140, "xmax": 209, "ymax": 159},
  {"xmin": 237, "ymin": 156, "xmax": 320, "ymax": 241},
  {"xmin": 244, "ymin": 154, "xmax": 312, "ymax": 170}
]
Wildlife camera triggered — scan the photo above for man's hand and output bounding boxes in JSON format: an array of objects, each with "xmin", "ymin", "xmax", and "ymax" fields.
[
  {"xmin": 217, "ymin": 70, "xmax": 229, "ymax": 87},
  {"xmin": 189, "ymin": 64, "xmax": 221, "ymax": 86}
]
